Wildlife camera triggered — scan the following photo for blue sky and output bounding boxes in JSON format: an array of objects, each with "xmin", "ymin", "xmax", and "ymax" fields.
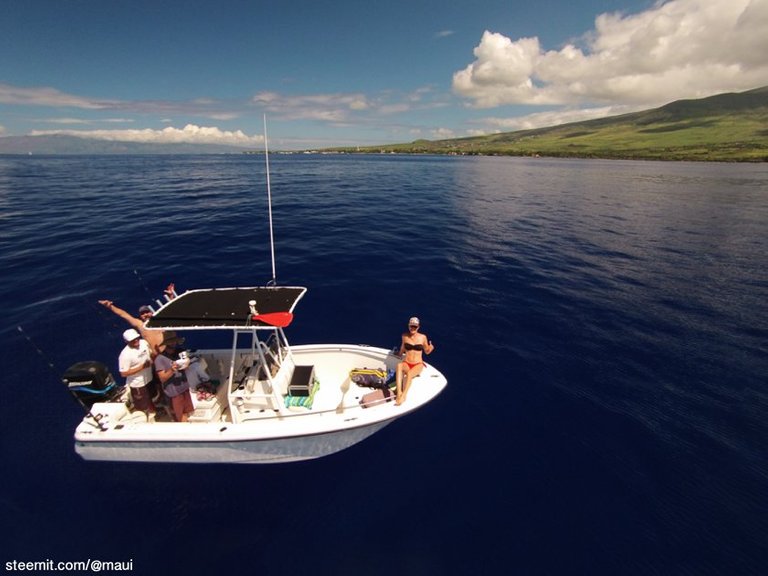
[{"xmin": 1, "ymin": 0, "xmax": 766, "ymax": 149}]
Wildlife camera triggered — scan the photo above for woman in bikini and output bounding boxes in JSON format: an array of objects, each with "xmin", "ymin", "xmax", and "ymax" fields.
[{"xmin": 396, "ymin": 317, "xmax": 435, "ymax": 405}]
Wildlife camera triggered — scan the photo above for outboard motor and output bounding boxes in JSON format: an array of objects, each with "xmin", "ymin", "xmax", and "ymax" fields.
[{"xmin": 62, "ymin": 361, "xmax": 122, "ymax": 408}]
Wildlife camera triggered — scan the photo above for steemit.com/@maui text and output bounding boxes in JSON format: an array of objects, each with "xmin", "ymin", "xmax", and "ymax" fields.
[{"xmin": 5, "ymin": 559, "xmax": 134, "ymax": 572}]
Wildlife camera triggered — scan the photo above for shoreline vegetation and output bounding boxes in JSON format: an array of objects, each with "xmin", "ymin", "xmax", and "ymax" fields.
[{"xmin": 316, "ymin": 86, "xmax": 768, "ymax": 162}]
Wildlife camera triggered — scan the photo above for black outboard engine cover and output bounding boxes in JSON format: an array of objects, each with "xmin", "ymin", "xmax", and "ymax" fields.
[{"xmin": 62, "ymin": 361, "xmax": 121, "ymax": 408}]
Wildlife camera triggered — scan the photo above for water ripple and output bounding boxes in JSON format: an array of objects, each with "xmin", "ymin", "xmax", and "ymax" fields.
[{"xmin": 2, "ymin": 154, "xmax": 767, "ymax": 575}]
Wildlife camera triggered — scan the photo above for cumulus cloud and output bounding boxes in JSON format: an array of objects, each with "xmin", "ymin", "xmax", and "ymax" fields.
[
  {"xmin": 453, "ymin": 0, "xmax": 768, "ymax": 108},
  {"xmin": 30, "ymin": 124, "xmax": 263, "ymax": 146}
]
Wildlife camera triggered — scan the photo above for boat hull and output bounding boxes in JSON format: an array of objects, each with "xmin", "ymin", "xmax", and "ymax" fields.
[{"xmin": 75, "ymin": 419, "xmax": 393, "ymax": 464}]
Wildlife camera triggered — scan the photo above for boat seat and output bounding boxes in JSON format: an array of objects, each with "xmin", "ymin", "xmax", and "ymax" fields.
[
  {"xmin": 90, "ymin": 401, "xmax": 154, "ymax": 425},
  {"xmin": 90, "ymin": 402, "xmax": 129, "ymax": 424},
  {"xmin": 188, "ymin": 382, "xmax": 226, "ymax": 422}
]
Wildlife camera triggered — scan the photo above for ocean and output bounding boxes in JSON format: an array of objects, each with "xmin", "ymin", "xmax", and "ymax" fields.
[{"xmin": 1, "ymin": 154, "xmax": 766, "ymax": 575}]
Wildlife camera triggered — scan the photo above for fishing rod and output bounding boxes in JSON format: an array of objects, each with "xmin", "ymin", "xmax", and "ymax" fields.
[
  {"xmin": 17, "ymin": 325, "xmax": 108, "ymax": 431},
  {"xmin": 134, "ymin": 269, "xmax": 177, "ymax": 308},
  {"xmin": 133, "ymin": 268, "xmax": 155, "ymax": 300},
  {"xmin": 86, "ymin": 295, "xmax": 122, "ymax": 335}
]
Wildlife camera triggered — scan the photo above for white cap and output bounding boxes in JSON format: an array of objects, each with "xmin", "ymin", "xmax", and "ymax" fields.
[
  {"xmin": 408, "ymin": 317, "xmax": 420, "ymax": 326},
  {"xmin": 123, "ymin": 328, "xmax": 141, "ymax": 342}
]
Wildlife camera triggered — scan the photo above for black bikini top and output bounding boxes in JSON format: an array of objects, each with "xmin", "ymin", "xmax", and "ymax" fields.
[{"xmin": 404, "ymin": 342, "xmax": 424, "ymax": 351}]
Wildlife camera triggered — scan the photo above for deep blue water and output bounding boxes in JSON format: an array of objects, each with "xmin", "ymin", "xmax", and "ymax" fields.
[{"xmin": 1, "ymin": 154, "xmax": 766, "ymax": 575}]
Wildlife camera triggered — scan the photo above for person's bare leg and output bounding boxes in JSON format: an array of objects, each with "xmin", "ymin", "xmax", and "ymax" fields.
[
  {"xmin": 398, "ymin": 364, "xmax": 424, "ymax": 405},
  {"xmin": 395, "ymin": 362, "xmax": 405, "ymax": 405}
]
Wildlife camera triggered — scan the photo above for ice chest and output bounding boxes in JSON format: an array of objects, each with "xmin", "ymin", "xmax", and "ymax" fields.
[{"xmin": 288, "ymin": 365, "xmax": 315, "ymax": 397}]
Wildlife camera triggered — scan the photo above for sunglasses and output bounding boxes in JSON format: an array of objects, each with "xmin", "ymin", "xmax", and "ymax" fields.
[{"xmin": 409, "ymin": 325, "xmax": 419, "ymax": 329}]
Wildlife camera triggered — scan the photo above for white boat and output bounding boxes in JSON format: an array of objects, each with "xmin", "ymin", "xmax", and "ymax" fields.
[{"xmin": 69, "ymin": 285, "xmax": 448, "ymax": 463}]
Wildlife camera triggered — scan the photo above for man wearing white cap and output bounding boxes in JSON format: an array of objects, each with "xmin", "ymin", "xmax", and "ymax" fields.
[
  {"xmin": 99, "ymin": 299, "xmax": 165, "ymax": 356},
  {"xmin": 118, "ymin": 328, "xmax": 156, "ymax": 418}
]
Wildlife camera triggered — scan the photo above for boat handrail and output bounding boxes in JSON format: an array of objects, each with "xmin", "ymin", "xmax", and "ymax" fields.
[
  {"xmin": 240, "ymin": 376, "xmax": 447, "ymax": 423},
  {"xmin": 237, "ymin": 397, "xmax": 393, "ymax": 423}
]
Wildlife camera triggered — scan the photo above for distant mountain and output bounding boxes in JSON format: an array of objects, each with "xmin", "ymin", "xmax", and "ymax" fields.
[
  {"xmin": 3, "ymin": 87, "xmax": 767, "ymax": 160},
  {"xmin": 341, "ymin": 86, "xmax": 768, "ymax": 162},
  {"xmin": 0, "ymin": 134, "xmax": 250, "ymax": 155}
]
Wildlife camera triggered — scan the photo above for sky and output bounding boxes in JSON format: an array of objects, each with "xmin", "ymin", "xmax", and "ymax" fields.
[{"xmin": 1, "ymin": 0, "xmax": 767, "ymax": 150}]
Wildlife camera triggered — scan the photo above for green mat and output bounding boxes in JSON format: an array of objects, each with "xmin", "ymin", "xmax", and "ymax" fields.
[{"xmin": 284, "ymin": 378, "xmax": 320, "ymax": 408}]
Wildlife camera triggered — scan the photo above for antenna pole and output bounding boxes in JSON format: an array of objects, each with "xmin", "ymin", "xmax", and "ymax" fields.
[{"xmin": 264, "ymin": 115, "xmax": 277, "ymax": 286}]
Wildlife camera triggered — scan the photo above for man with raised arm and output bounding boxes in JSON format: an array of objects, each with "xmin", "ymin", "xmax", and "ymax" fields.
[{"xmin": 99, "ymin": 300, "xmax": 165, "ymax": 356}]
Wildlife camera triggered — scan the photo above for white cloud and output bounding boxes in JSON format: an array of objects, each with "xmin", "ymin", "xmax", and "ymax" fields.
[
  {"xmin": 378, "ymin": 103, "xmax": 411, "ymax": 115},
  {"xmin": 466, "ymin": 129, "xmax": 491, "ymax": 137},
  {"xmin": 453, "ymin": 0, "xmax": 768, "ymax": 108},
  {"xmin": 208, "ymin": 113, "xmax": 240, "ymax": 121},
  {"xmin": 251, "ymin": 87, "xmax": 450, "ymax": 124},
  {"xmin": 407, "ymin": 86, "xmax": 439, "ymax": 103},
  {"xmin": 431, "ymin": 127, "xmax": 456, "ymax": 139},
  {"xmin": 252, "ymin": 91, "xmax": 372, "ymax": 123},
  {"xmin": 478, "ymin": 104, "xmax": 643, "ymax": 132},
  {"xmin": 435, "ymin": 30, "xmax": 455, "ymax": 38},
  {"xmin": 0, "ymin": 83, "xmax": 111, "ymax": 109},
  {"xmin": 0, "ymin": 83, "xmax": 245, "ymax": 122},
  {"xmin": 41, "ymin": 117, "xmax": 135, "ymax": 126},
  {"xmin": 30, "ymin": 124, "xmax": 263, "ymax": 146},
  {"xmin": 47, "ymin": 118, "xmax": 91, "ymax": 125}
]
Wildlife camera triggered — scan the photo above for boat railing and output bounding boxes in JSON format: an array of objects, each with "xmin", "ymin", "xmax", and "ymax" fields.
[{"xmin": 237, "ymin": 395, "xmax": 390, "ymax": 423}]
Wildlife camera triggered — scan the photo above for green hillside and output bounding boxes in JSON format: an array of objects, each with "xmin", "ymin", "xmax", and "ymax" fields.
[{"xmin": 340, "ymin": 86, "xmax": 768, "ymax": 162}]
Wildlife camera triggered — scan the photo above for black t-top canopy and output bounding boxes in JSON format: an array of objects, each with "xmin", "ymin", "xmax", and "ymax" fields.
[{"xmin": 145, "ymin": 286, "xmax": 307, "ymax": 329}]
